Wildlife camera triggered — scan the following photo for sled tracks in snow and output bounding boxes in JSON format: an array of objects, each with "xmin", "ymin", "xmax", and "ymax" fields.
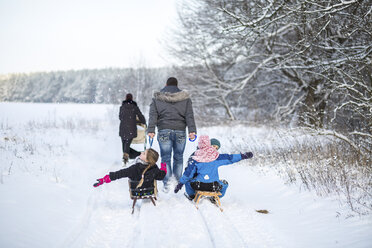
[
  {"xmin": 196, "ymin": 202, "xmax": 249, "ymax": 248},
  {"xmin": 192, "ymin": 197, "xmax": 282, "ymax": 248},
  {"xmin": 59, "ymin": 191, "xmax": 99, "ymax": 248},
  {"xmin": 60, "ymin": 175, "xmax": 279, "ymax": 248},
  {"xmin": 60, "ymin": 160, "xmax": 134, "ymax": 248}
]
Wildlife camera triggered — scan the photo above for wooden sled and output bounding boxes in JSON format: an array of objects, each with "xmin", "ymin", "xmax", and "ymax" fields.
[
  {"xmin": 194, "ymin": 191, "xmax": 223, "ymax": 212},
  {"xmin": 128, "ymin": 179, "xmax": 158, "ymax": 214},
  {"xmin": 128, "ymin": 123, "xmax": 147, "ymax": 158},
  {"xmin": 132, "ymin": 123, "xmax": 147, "ymax": 144}
]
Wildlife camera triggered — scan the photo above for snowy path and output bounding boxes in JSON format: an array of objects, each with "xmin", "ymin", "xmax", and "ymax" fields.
[
  {"xmin": 1, "ymin": 103, "xmax": 371, "ymax": 248},
  {"xmin": 56, "ymin": 130, "xmax": 284, "ymax": 248},
  {"xmin": 59, "ymin": 153, "xmax": 372, "ymax": 248},
  {"xmin": 62, "ymin": 162, "xmax": 282, "ymax": 248}
]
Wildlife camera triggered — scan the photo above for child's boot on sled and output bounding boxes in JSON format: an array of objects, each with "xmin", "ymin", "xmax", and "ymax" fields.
[
  {"xmin": 122, "ymin": 153, "xmax": 129, "ymax": 165},
  {"xmin": 184, "ymin": 192, "xmax": 195, "ymax": 201}
]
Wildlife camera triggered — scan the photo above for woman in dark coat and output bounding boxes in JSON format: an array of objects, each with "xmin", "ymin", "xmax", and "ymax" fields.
[{"xmin": 119, "ymin": 93, "xmax": 146, "ymax": 164}]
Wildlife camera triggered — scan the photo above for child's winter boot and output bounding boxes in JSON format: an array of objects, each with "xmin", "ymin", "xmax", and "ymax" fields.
[{"xmin": 184, "ymin": 192, "xmax": 195, "ymax": 201}]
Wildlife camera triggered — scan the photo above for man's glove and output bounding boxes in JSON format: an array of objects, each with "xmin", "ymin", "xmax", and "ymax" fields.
[
  {"xmin": 93, "ymin": 174, "xmax": 111, "ymax": 187},
  {"xmin": 174, "ymin": 183, "xmax": 184, "ymax": 193},
  {"xmin": 241, "ymin": 152, "xmax": 253, "ymax": 160}
]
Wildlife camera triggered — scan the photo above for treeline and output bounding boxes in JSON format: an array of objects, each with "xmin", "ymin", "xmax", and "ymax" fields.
[{"xmin": 0, "ymin": 67, "xmax": 170, "ymax": 109}]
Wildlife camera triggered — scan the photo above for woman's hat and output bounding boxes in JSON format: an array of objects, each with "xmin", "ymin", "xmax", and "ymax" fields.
[{"xmin": 126, "ymin": 93, "xmax": 133, "ymax": 101}]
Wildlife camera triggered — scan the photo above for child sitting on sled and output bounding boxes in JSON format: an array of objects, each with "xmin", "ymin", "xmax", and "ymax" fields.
[
  {"xmin": 174, "ymin": 135, "xmax": 253, "ymax": 200},
  {"xmin": 93, "ymin": 148, "xmax": 167, "ymax": 190},
  {"xmin": 174, "ymin": 137, "xmax": 221, "ymax": 193}
]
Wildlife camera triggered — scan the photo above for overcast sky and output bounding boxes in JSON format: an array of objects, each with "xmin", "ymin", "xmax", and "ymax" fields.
[{"xmin": 0, "ymin": 0, "xmax": 178, "ymax": 74}]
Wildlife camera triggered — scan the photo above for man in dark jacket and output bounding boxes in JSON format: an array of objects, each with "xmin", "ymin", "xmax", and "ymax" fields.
[
  {"xmin": 147, "ymin": 77, "xmax": 196, "ymax": 190},
  {"xmin": 119, "ymin": 93, "xmax": 146, "ymax": 164}
]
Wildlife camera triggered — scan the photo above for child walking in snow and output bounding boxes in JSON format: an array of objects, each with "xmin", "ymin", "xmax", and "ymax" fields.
[
  {"xmin": 93, "ymin": 148, "xmax": 167, "ymax": 190},
  {"xmin": 174, "ymin": 135, "xmax": 253, "ymax": 200}
]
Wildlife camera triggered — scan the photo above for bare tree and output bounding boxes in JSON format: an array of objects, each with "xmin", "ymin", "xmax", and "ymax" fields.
[
  {"xmin": 169, "ymin": 0, "xmax": 371, "ymax": 153},
  {"xmin": 167, "ymin": 0, "xmax": 264, "ymax": 120}
]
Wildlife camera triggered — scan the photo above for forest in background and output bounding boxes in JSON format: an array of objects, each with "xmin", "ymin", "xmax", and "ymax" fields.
[{"xmin": 0, "ymin": 67, "xmax": 169, "ymax": 111}]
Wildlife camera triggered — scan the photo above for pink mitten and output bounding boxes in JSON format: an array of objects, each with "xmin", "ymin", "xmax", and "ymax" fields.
[
  {"xmin": 93, "ymin": 178, "xmax": 104, "ymax": 187},
  {"xmin": 103, "ymin": 174, "xmax": 111, "ymax": 183},
  {"xmin": 93, "ymin": 174, "xmax": 111, "ymax": 187},
  {"xmin": 160, "ymin": 163, "xmax": 167, "ymax": 174}
]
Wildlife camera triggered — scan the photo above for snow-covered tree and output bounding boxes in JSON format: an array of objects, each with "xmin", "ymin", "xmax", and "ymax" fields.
[
  {"xmin": 0, "ymin": 68, "xmax": 169, "ymax": 107},
  {"xmin": 169, "ymin": 0, "xmax": 371, "ymax": 154}
]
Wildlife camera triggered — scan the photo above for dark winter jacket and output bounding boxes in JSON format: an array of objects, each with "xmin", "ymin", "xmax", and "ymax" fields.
[
  {"xmin": 119, "ymin": 100, "xmax": 146, "ymax": 139},
  {"xmin": 147, "ymin": 86, "xmax": 196, "ymax": 134},
  {"xmin": 109, "ymin": 161, "xmax": 166, "ymax": 189}
]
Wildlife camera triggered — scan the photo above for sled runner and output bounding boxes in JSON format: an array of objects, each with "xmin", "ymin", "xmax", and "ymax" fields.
[
  {"xmin": 128, "ymin": 178, "xmax": 158, "ymax": 214},
  {"xmin": 194, "ymin": 191, "xmax": 223, "ymax": 212}
]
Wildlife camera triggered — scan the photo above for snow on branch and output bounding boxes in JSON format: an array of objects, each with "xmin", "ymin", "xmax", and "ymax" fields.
[
  {"xmin": 302, "ymin": 0, "xmax": 359, "ymax": 14},
  {"xmin": 308, "ymin": 128, "xmax": 367, "ymax": 154},
  {"xmin": 233, "ymin": 56, "xmax": 278, "ymax": 91}
]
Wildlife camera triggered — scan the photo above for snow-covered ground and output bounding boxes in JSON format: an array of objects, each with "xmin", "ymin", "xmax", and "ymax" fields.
[{"xmin": 0, "ymin": 102, "xmax": 371, "ymax": 248}]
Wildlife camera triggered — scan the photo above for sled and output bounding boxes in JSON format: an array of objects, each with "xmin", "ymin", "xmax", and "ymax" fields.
[
  {"xmin": 194, "ymin": 191, "xmax": 223, "ymax": 212},
  {"xmin": 121, "ymin": 123, "xmax": 147, "ymax": 167},
  {"xmin": 128, "ymin": 179, "xmax": 158, "ymax": 214},
  {"xmin": 125, "ymin": 123, "xmax": 147, "ymax": 163},
  {"xmin": 132, "ymin": 123, "xmax": 146, "ymax": 144}
]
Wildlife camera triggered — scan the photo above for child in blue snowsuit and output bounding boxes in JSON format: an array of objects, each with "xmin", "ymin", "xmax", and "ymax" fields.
[
  {"xmin": 175, "ymin": 138, "xmax": 221, "ymax": 192},
  {"xmin": 174, "ymin": 135, "xmax": 253, "ymax": 199}
]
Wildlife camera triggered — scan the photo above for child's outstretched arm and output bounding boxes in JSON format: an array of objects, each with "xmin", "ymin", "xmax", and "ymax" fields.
[
  {"xmin": 93, "ymin": 166, "xmax": 135, "ymax": 187},
  {"xmin": 216, "ymin": 152, "xmax": 253, "ymax": 167}
]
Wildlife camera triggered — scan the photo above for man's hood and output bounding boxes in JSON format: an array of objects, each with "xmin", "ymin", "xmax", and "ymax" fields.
[{"xmin": 154, "ymin": 90, "xmax": 190, "ymax": 103}]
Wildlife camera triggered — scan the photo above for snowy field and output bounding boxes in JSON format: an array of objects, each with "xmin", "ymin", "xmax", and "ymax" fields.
[{"xmin": 0, "ymin": 102, "xmax": 371, "ymax": 248}]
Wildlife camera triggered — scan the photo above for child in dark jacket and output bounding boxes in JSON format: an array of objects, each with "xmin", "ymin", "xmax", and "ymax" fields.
[
  {"xmin": 93, "ymin": 148, "xmax": 167, "ymax": 190},
  {"xmin": 174, "ymin": 135, "xmax": 253, "ymax": 199}
]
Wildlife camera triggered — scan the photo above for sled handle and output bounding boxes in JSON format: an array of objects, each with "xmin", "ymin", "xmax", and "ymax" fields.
[{"xmin": 189, "ymin": 134, "xmax": 197, "ymax": 142}]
